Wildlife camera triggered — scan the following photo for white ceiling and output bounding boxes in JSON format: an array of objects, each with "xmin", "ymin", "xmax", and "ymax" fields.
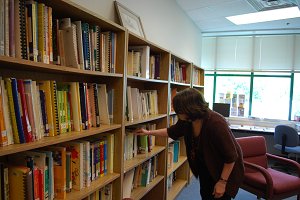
[{"xmin": 175, "ymin": 0, "xmax": 300, "ymax": 35}]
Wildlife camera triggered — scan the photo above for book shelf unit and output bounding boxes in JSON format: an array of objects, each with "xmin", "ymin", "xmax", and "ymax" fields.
[
  {"xmin": 0, "ymin": 0, "xmax": 126, "ymax": 199},
  {"xmin": 0, "ymin": 1, "xmax": 205, "ymax": 199},
  {"xmin": 166, "ymin": 54, "xmax": 192, "ymax": 200},
  {"xmin": 122, "ymin": 32, "xmax": 170, "ymax": 200}
]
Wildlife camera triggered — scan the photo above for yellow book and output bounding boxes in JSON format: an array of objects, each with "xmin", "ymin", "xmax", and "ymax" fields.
[
  {"xmin": 38, "ymin": 81, "xmax": 54, "ymax": 136},
  {"xmin": 69, "ymin": 82, "xmax": 81, "ymax": 132},
  {"xmin": 4, "ymin": 78, "xmax": 19, "ymax": 143},
  {"xmin": 8, "ymin": 166, "xmax": 31, "ymax": 200},
  {"xmin": 37, "ymin": 3, "xmax": 45, "ymax": 63},
  {"xmin": 48, "ymin": 7, "xmax": 53, "ymax": 63}
]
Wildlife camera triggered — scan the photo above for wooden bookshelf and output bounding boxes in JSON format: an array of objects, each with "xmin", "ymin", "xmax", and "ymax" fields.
[
  {"xmin": 191, "ymin": 64, "xmax": 205, "ymax": 93},
  {"xmin": 167, "ymin": 179, "xmax": 188, "ymax": 200},
  {"xmin": 167, "ymin": 156, "xmax": 188, "ymax": 176},
  {"xmin": 0, "ymin": 0, "xmax": 204, "ymax": 199},
  {"xmin": 0, "ymin": 124, "xmax": 121, "ymax": 156},
  {"xmin": 124, "ymin": 145, "xmax": 165, "ymax": 173},
  {"xmin": 66, "ymin": 173, "xmax": 120, "ymax": 200},
  {"xmin": 131, "ymin": 175, "xmax": 164, "ymax": 200}
]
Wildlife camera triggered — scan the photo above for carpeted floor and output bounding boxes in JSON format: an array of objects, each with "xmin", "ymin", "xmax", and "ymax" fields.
[{"xmin": 176, "ymin": 176, "xmax": 297, "ymax": 200}]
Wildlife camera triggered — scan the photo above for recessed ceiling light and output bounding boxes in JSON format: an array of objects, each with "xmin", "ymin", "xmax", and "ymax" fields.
[{"xmin": 226, "ymin": 6, "xmax": 300, "ymax": 25}]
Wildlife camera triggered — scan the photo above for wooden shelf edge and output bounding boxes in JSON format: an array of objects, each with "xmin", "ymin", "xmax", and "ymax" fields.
[
  {"xmin": 131, "ymin": 175, "xmax": 164, "ymax": 200},
  {"xmin": 125, "ymin": 114, "xmax": 167, "ymax": 126},
  {"xmin": 124, "ymin": 146, "xmax": 165, "ymax": 173},
  {"xmin": 192, "ymin": 84, "xmax": 204, "ymax": 88},
  {"xmin": 66, "ymin": 173, "xmax": 120, "ymax": 200},
  {"xmin": 0, "ymin": 124, "xmax": 121, "ymax": 156},
  {"xmin": 0, "ymin": 56, "xmax": 123, "ymax": 78},
  {"xmin": 167, "ymin": 179, "xmax": 187, "ymax": 200},
  {"xmin": 127, "ymin": 75, "xmax": 168, "ymax": 83},
  {"xmin": 167, "ymin": 156, "xmax": 188, "ymax": 176},
  {"xmin": 170, "ymin": 81, "xmax": 190, "ymax": 87}
]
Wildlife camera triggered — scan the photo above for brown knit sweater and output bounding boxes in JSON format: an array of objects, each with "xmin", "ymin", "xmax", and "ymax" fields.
[{"xmin": 167, "ymin": 110, "xmax": 244, "ymax": 198}]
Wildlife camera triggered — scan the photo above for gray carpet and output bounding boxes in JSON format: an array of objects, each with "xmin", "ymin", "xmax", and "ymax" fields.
[{"xmin": 176, "ymin": 176, "xmax": 297, "ymax": 200}]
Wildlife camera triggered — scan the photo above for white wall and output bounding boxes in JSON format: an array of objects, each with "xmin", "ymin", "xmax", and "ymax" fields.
[{"xmin": 70, "ymin": 0, "xmax": 202, "ymax": 66}]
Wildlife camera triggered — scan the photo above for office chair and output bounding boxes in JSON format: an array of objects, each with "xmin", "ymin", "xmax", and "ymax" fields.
[
  {"xmin": 274, "ymin": 125, "xmax": 300, "ymax": 161},
  {"xmin": 236, "ymin": 136, "xmax": 300, "ymax": 200}
]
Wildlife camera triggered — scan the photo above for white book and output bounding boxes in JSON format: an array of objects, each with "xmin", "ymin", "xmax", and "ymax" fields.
[
  {"xmin": 73, "ymin": 21, "xmax": 85, "ymax": 69},
  {"xmin": 123, "ymin": 168, "xmax": 135, "ymax": 199},
  {"xmin": 63, "ymin": 24, "xmax": 80, "ymax": 68},
  {"xmin": 129, "ymin": 46, "xmax": 150, "ymax": 79},
  {"xmin": 130, "ymin": 87, "xmax": 141, "ymax": 120},
  {"xmin": 126, "ymin": 86, "xmax": 133, "ymax": 122},
  {"xmin": 97, "ymin": 84, "xmax": 110, "ymax": 125},
  {"xmin": 35, "ymin": 84, "xmax": 44, "ymax": 140}
]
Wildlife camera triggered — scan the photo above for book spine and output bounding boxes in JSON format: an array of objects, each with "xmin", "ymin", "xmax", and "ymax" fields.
[
  {"xmin": 39, "ymin": 90, "xmax": 49, "ymax": 136},
  {"xmin": 37, "ymin": 3, "xmax": 44, "ymax": 63},
  {"xmin": 19, "ymin": 0, "xmax": 27, "ymax": 59},
  {"xmin": 50, "ymin": 81, "xmax": 59, "ymax": 136},
  {"xmin": 11, "ymin": 78, "xmax": 26, "ymax": 143}
]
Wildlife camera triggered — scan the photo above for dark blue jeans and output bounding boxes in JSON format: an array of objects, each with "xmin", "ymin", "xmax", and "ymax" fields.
[{"xmin": 199, "ymin": 178, "xmax": 231, "ymax": 200}]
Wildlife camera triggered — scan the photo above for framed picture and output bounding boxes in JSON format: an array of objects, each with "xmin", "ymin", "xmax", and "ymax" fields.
[{"xmin": 114, "ymin": 1, "xmax": 146, "ymax": 39}]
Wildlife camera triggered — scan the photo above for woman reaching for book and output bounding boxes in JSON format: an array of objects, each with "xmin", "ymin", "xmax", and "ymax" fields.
[{"xmin": 134, "ymin": 88, "xmax": 244, "ymax": 200}]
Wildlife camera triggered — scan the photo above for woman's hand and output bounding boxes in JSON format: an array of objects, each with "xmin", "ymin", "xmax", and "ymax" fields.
[
  {"xmin": 133, "ymin": 128, "xmax": 149, "ymax": 135},
  {"xmin": 212, "ymin": 180, "xmax": 226, "ymax": 198}
]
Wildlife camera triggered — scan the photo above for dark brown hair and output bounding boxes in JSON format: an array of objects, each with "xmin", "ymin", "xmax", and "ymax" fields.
[{"xmin": 173, "ymin": 88, "xmax": 209, "ymax": 120}]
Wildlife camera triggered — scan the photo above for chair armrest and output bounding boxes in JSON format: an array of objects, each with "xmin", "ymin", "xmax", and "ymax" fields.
[
  {"xmin": 266, "ymin": 153, "xmax": 300, "ymax": 176},
  {"xmin": 244, "ymin": 161, "xmax": 273, "ymax": 199}
]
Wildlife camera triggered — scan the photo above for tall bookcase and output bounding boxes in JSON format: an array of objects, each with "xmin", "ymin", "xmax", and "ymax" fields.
[
  {"xmin": 0, "ymin": 1, "xmax": 205, "ymax": 200},
  {"xmin": 167, "ymin": 54, "xmax": 192, "ymax": 200}
]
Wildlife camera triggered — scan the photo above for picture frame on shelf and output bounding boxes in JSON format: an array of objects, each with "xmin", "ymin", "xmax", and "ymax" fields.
[{"xmin": 114, "ymin": 1, "xmax": 146, "ymax": 39}]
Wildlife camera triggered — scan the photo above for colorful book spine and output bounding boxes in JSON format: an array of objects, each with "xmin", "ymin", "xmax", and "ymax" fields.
[
  {"xmin": 11, "ymin": 78, "xmax": 26, "ymax": 143},
  {"xmin": 17, "ymin": 79, "xmax": 33, "ymax": 142},
  {"xmin": 4, "ymin": 78, "xmax": 19, "ymax": 143}
]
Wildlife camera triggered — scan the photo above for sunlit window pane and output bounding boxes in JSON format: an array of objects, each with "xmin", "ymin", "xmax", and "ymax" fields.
[
  {"xmin": 215, "ymin": 76, "xmax": 250, "ymax": 117},
  {"xmin": 204, "ymin": 75, "xmax": 214, "ymax": 109},
  {"xmin": 292, "ymin": 73, "xmax": 300, "ymax": 121},
  {"xmin": 252, "ymin": 77, "xmax": 290, "ymax": 120}
]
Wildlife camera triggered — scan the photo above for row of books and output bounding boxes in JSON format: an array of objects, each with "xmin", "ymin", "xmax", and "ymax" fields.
[
  {"xmin": 193, "ymin": 68, "xmax": 202, "ymax": 86},
  {"xmin": 167, "ymin": 171, "xmax": 177, "ymax": 191},
  {"xmin": 127, "ymin": 45, "xmax": 161, "ymax": 79},
  {"xmin": 124, "ymin": 123, "xmax": 156, "ymax": 161},
  {"xmin": 126, "ymin": 86, "xmax": 158, "ymax": 122},
  {"xmin": 0, "ymin": 135, "xmax": 114, "ymax": 200},
  {"xmin": 168, "ymin": 141, "xmax": 180, "ymax": 169},
  {"xmin": 0, "ymin": 0, "xmax": 116, "ymax": 73},
  {"xmin": 123, "ymin": 156, "xmax": 158, "ymax": 199},
  {"xmin": 170, "ymin": 59, "xmax": 188, "ymax": 83},
  {"xmin": 0, "ymin": 78, "xmax": 114, "ymax": 146},
  {"xmin": 83, "ymin": 183, "xmax": 113, "ymax": 200}
]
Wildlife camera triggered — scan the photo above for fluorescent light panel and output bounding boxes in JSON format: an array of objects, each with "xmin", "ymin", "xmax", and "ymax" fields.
[{"xmin": 226, "ymin": 6, "xmax": 300, "ymax": 25}]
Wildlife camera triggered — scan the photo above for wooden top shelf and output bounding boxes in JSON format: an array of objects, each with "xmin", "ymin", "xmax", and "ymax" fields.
[
  {"xmin": 131, "ymin": 175, "xmax": 164, "ymax": 200},
  {"xmin": 167, "ymin": 156, "xmax": 188, "ymax": 176},
  {"xmin": 125, "ymin": 114, "xmax": 167, "ymax": 127},
  {"xmin": 0, "ymin": 56, "xmax": 123, "ymax": 78},
  {"xmin": 124, "ymin": 146, "xmax": 165, "ymax": 173},
  {"xmin": 170, "ymin": 81, "xmax": 190, "ymax": 87},
  {"xmin": 0, "ymin": 124, "xmax": 121, "ymax": 156},
  {"xmin": 167, "ymin": 179, "xmax": 187, "ymax": 200},
  {"xmin": 127, "ymin": 75, "xmax": 168, "ymax": 83},
  {"xmin": 66, "ymin": 173, "xmax": 120, "ymax": 200}
]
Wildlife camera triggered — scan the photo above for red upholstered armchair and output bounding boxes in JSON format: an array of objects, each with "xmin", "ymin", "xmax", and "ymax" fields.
[{"xmin": 236, "ymin": 136, "xmax": 300, "ymax": 200}]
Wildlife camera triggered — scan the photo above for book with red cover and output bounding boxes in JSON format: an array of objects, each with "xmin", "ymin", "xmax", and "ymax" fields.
[{"xmin": 17, "ymin": 79, "xmax": 33, "ymax": 142}]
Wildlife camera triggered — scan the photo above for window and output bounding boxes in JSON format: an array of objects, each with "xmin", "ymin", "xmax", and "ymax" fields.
[
  {"xmin": 251, "ymin": 74, "xmax": 291, "ymax": 120},
  {"xmin": 204, "ymin": 74, "xmax": 214, "ymax": 109},
  {"xmin": 292, "ymin": 73, "xmax": 300, "ymax": 121},
  {"xmin": 215, "ymin": 74, "xmax": 250, "ymax": 117}
]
